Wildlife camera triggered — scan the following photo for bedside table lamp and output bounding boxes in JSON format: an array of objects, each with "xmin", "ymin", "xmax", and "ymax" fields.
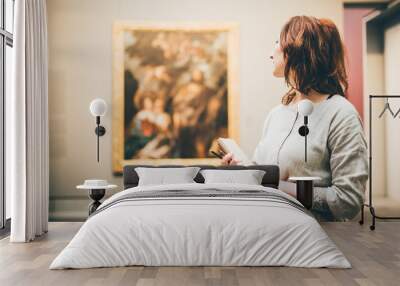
[
  {"xmin": 77, "ymin": 179, "xmax": 117, "ymax": 215},
  {"xmin": 89, "ymin": 99, "xmax": 107, "ymax": 162},
  {"xmin": 290, "ymin": 99, "xmax": 321, "ymax": 210}
]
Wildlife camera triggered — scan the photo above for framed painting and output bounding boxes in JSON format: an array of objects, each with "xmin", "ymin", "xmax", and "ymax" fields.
[{"xmin": 112, "ymin": 22, "xmax": 239, "ymax": 174}]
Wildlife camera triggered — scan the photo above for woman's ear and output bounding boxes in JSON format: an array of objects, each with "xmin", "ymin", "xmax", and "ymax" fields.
[{"xmin": 271, "ymin": 43, "xmax": 285, "ymax": 78}]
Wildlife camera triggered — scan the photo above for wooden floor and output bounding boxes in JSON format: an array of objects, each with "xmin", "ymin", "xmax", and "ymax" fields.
[{"xmin": 0, "ymin": 221, "xmax": 399, "ymax": 286}]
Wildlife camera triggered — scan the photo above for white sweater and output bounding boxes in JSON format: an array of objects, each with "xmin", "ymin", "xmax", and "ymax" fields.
[{"xmin": 253, "ymin": 95, "xmax": 369, "ymax": 221}]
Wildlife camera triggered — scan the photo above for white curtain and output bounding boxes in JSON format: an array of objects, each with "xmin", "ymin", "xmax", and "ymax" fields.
[{"xmin": 9, "ymin": 0, "xmax": 49, "ymax": 242}]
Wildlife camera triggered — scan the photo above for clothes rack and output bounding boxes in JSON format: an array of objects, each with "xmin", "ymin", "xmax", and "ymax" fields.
[{"xmin": 360, "ymin": 95, "xmax": 400, "ymax": 230}]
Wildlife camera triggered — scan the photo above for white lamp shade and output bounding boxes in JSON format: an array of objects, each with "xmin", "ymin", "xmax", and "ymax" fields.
[
  {"xmin": 297, "ymin": 99, "xmax": 314, "ymax": 116},
  {"xmin": 89, "ymin": 98, "xmax": 107, "ymax": 117}
]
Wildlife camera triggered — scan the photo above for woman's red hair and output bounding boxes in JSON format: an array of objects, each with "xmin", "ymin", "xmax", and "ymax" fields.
[{"xmin": 280, "ymin": 16, "xmax": 348, "ymax": 105}]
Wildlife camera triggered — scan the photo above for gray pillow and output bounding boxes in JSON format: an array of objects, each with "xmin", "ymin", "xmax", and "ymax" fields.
[
  {"xmin": 200, "ymin": 169, "xmax": 266, "ymax": 185},
  {"xmin": 135, "ymin": 167, "xmax": 201, "ymax": 186}
]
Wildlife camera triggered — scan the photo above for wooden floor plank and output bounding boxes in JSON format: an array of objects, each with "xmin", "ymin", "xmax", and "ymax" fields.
[{"xmin": 0, "ymin": 222, "xmax": 399, "ymax": 286}]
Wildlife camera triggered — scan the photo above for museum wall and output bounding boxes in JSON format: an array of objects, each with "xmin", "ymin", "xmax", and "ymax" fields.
[
  {"xmin": 384, "ymin": 19, "xmax": 400, "ymax": 200},
  {"xmin": 47, "ymin": 0, "xmax": 344, "ymax": 220},
  {"xmin": 362, "ymin": 11, "xmax": 400, "ymax": 201}
]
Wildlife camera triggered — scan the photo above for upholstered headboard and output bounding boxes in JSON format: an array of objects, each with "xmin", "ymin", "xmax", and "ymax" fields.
[{"xmin": 123, "ymin": 165, "xmax": 280, "ymax": 189}]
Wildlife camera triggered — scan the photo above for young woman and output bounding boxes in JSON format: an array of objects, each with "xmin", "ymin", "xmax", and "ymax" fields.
[{"xmin": 222, "ymin": 16, "xmax": 369, "ymax": 221}]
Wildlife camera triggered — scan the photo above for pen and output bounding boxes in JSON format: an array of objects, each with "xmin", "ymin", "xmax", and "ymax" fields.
[{"xmin": 210, "ymin": 151, "xmax": 223, "ymax": 159}]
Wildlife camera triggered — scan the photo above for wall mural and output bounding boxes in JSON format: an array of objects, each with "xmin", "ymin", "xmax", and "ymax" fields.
[{"xmin": 112, "ymin": 22, "xmax": 239, "ymax": 173}]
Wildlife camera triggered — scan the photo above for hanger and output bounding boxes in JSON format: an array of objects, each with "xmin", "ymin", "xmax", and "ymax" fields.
[
  {"xmin": 378, "ymin": 98, "xmax": 396, "ymax": 118},
  {"xmin": 394, "ymin": 105, "xmax": 400, "ymax": 118}
]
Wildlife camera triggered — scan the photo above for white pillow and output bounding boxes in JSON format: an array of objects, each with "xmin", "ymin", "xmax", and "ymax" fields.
[
  {"xmin": 135, "ymin": 167, "xmax": 200, "ymax": 186},
  {"xmin": 200, "ymin": 169, "xmax": 266, "ymax": 185}
]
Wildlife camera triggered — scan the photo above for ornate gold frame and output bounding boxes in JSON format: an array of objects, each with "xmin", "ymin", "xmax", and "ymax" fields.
[{"xmin": 112, "ymin": 22, "xmax": 240, "ymax": 174}]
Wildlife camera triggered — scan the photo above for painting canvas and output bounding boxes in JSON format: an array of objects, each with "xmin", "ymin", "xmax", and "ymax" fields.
[{"xmin": 112, "ymin": 22, "xmax": 239, "ymax": 174}]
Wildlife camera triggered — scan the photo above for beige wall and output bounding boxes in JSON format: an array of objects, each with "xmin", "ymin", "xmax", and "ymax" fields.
[
  {"xmin": 363, "ymin": 11, "xmax": 400, "ymax": 201},
  {"xmin": 384, "ymin": 20, "xmax": 400, "ymax": 200},
  {"xmin": 363, "ymin": 16, "xmax": 386, "ymax": 198},
  {"xmin": 47, "ymin": 0, "xmax": 344, "ymax": 220}
]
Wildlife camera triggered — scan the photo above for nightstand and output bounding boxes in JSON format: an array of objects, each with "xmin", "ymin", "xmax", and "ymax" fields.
[
  {"xmin": 77, "ymin": 180, "xmax": 117, "ymax": 215},
  {"xmin": 288, "ymin": 177, "xmax": 321, "ymax": 210}
]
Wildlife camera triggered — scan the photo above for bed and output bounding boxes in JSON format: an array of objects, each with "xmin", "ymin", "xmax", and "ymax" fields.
[{"xmin": 50, "ymin": 165, "xmax": 350, "ymax": 269}]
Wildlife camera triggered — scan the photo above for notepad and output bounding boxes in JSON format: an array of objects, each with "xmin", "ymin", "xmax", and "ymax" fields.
[{"xmin": 216, "ymin": 138, "xmax": 252, "ymax": 165}]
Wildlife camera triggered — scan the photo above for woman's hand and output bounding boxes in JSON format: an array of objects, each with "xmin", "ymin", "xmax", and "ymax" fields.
[{"xmin": 221, "ymin": 153, "xmax": 240, "ymax": 166}]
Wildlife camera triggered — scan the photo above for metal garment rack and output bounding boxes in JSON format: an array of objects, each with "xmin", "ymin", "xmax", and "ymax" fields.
[{"xmin": 359, "ymin": 95, "xmax": 400, "ymax": 230}]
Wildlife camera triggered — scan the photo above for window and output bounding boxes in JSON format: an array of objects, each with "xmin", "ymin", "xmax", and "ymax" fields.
[{"xmin": 0, "ymin": 0, "xmax": 14, "ymax": 233}]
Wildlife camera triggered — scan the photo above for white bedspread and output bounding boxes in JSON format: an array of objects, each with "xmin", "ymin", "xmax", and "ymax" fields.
[{"xmin": 50, "ymin": 183, "xmax": 350, "ymax": 269}]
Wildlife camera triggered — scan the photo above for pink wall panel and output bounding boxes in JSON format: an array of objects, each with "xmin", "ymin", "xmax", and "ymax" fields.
[{"xmin": 343, "ymin": 7, "xmax": 374, "ymax": 121}]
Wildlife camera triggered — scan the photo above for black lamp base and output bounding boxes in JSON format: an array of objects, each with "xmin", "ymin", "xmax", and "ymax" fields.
[
  {"xmin": 88, "ymin": 189, "xmax": 106, "ymax": 215},
  {"xmin": 295, "ymin": 180, "xmax": 313, "ymax": 210},
  {"xmin": 95, "ymin": 126, "xmax": 106, "ymax": 136}
]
